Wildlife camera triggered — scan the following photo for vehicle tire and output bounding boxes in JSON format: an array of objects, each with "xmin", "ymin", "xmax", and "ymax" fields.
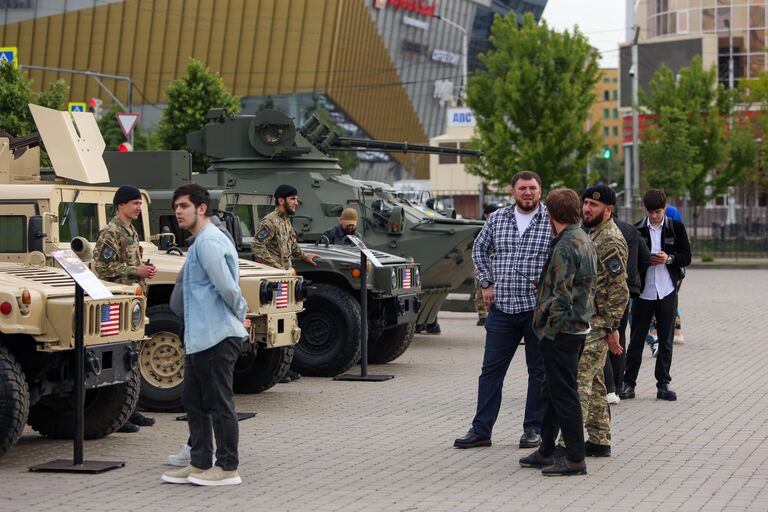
[
  {"xmin": 367, "ymin": 322, "xmax": 415, "ymax": 364},
  {"xmin": 0, "ymin": 346, "xmax": 30, "ymax": 457},
  {"xmin": 292, "ymin": 284, "xmax": 361, "ymax": 377},
  {"xmin": 138, "ymin": 304, "xmax": 185, "ymax": 412},
  {"xmin": 28, "ymin": 366, "xmax": 140, "ymax": 439},
  {"xmin": 233, "ymin": 345, "xmax": 293, "ymax": 394}
]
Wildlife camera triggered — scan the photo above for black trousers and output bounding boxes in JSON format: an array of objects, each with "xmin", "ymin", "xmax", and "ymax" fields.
[
  {"xmin": 624, "ymin": 293, "xmax": 676, "ymax": 388},
  {"xmin": 539, "ymin": 333, "xmax": 585, "ymax": 463},
  {"xmin": 183, "ymin": 336, "xmax": 243, "ymax": 471},
  {"xmin": 603, "ymin": 304, "xmax": 629, "ymax": 394}
]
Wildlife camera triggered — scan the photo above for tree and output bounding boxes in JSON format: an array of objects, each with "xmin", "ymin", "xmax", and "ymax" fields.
[
  {"xmin": 97, "ymin": 105, "xmax": 157, "ymax": 151},
  {"xmin": 0, "ymin": 62, "xmax": 69, "ymax": 136},
  {"xmin": 156, "ymin": 58, "xmax": 241, "ymax": 172},
  {"xmin": 465, "ymin": 12, "xmax": 601, "ymax": 189},
  {"xmin": 304, "ymin": 103, "xmax": 360, "ymax": 173},
  {"xmin": 641, "ymin": 57, "xmax": 756, "ymax": 239}
]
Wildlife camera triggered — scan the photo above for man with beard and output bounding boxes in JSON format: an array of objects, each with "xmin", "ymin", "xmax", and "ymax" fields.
[
  {"xmin": 571, "ymin": 185, "xmax": 629, "ymax": 458},
  {"xmin": 323, "ymin": 208, "xmax": 361, "ymax": 245},
  {"xmin": 454, "ymin": 171, "xmax": 550, "ymax": 450},
  {"xmin": 251, "ymin": 184, "xmax": 318, "ymax": 270}
]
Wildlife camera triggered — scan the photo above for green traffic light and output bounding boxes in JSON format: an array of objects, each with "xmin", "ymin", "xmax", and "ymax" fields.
[{"xmin": 602, "ymin": 148, "xmax": 611, "ymax": 159}]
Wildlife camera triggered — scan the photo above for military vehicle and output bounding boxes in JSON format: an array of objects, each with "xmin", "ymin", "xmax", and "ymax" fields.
[
  {"xmin": 185, "ymin": 109, "xmax": 484, "ymax": 332},
  {"xmin": 102, "ymin": 151, "xmax": 422, "ymax": 377},
  {"xmin": 0, "ymin": 105, "xmax": 306, "ymax": 412}
]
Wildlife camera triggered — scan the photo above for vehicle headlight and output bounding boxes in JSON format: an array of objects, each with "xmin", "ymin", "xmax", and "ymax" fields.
[
  {"xmin": 413, "ymin": 267, "xmax": 421, "ymax": 287},
  {"xmin": 390, "ymin": 268, "xmax": 398, "ymax": 289},
  {"xmin": 131, "ymin": 301, "xmax": 143, "ymax": 330}
]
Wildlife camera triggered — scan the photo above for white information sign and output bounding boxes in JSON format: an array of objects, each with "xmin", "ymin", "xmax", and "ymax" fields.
[
  {"xmin": 51, "ymin": 249, "xmax": 113, "ymax": 300},
  {"xmin": 345, "ymin": 235, "xmax": 384, "ymax": 268},
  {"xmin": 447, "ymin": 107, "xmax": 476, "ymax": 128}
]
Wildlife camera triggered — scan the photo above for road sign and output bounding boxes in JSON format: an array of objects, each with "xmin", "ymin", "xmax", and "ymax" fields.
[
  {"xmin": 68, "ymin": 102, "xmax": 87, "ymax": 113},
  {"xmin": 0, "ymin": 47, "xmax": 17, "ymax": 66},
  {"xmin": 116, "ymin": 112, "xmax": 140, "ymax": 139}
]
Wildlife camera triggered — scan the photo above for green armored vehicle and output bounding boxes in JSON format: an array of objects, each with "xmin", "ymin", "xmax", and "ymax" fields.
[
  {"xmin": 184, "ymin": 109, "xmax": 483, "ymax": 332},
  {"xmin": 2, "ymin": 105, "xmax": 306, "ymax": 412},
  {"xmin": 102, "ymin": 152, "xmax": 422, "ymax": 377}
]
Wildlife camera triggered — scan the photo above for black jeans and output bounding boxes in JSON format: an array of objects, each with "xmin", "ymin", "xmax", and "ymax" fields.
[
  {"xmin": 603, "ymin": 304, "xmax": 629, "ymax": 394},
  {"xmin": 624, "ymin": 293, "xmax": 676, "ymax": 388},
  {"xmin": 539, "ymin": 333, "xmax": 585, "ymax": 463},
  {"xmin": 183, "ymin": 336, "xmax": 243, "ymax": 471},
  {"xmin": 472, "ymin": 308, "xmax": 545, "ymax": 437}
]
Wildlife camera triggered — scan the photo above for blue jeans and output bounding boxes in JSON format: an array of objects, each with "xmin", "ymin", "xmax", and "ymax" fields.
[{"xmin": 471, "ymin": 307, "xmax": 545, "ymax": 437}]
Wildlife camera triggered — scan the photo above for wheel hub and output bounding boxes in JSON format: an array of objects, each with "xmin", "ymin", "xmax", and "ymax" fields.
[
  {"xmin": 300, "ymin": 312, "xmax": 335, "ymax": 354},
  {"xmin": 139, "ymin": 332, "xmax": 184, "ymax": 389}
]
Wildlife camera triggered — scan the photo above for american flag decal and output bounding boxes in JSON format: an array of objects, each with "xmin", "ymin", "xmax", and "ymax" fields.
[
  {"xmin": 275, "ymin": 281, "xmax": 289, "ymax": 309},
  {"xmin": 100, "ymin": 303, "xmax": 120, "ymax": 337},
  {"xmin": 403, "ymin": 268, "xmax": 412, "ymax": 289}
]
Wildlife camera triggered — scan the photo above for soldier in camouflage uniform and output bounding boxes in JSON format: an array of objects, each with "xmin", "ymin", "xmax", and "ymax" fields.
[
  {"xmin": 251, "ymin": 184, "xmax": 318, "ymax": 270},
  {"xmin": 519, "ymin": 188, "xmax": 596, "ymax": 476},
  {"xmin": 575, "ymin": 185, "xmax": 629, "ymax": 458},
  {"xmin": 93, "ymin": 185, "xmax": 157, "ymax": 433}
]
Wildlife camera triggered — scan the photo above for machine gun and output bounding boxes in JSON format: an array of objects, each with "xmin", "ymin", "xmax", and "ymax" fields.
[{"xmin": 0, "ymin": 131, "xmax": 45, "ymax": 159}]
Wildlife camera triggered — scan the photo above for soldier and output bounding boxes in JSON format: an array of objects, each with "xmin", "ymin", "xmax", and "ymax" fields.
[
  {"xmin": 93, "ymin": 185, "xmax": 157, "ymax": 433},
  {"xmin": 323, "ymin": 208, "xmax": 361, "ymax": 245},
  {"xmin": 251, "ymin": 184, "xmax": 319, "ymax": 270},
  {"xmin": 572, "ymin": 184, "xmax": 629, "ymax": 458}
]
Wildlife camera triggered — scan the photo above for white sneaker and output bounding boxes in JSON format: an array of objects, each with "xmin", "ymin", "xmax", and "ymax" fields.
[
  {"xmin": 606, "ymin": 392, "xmax": 620, "ymax": 405},
  {"xmin": 166, "ymin": 444, "xmax": 191, "ymax": 467},
  {"xmin": 674, "ymin": 333, "xmax": 686, "ymax": 344},
  {"xmin": 650, "ymin": 342, "xmax": 659, "ymax": 358}
]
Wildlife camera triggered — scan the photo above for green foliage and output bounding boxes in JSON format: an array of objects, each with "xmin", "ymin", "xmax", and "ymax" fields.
[
  {"xmin": 465, "ymin": 12, "xmax": 601, "ymax": 189},
  {"xmin": 97, "ymin": 105, "xmax": 158, "ymax": 151},
  {"xmin": 588, "ymin": 154, "xmax": 625, "ymax": 191},
  {"xmin": 305, "ymin": 103, "xmax": 360, "ymax": 173},
  {"xmin": 0, "ymin": 62, "xmax": 69, "ymax": 136},
  {"xmin": 156, "ymin": 58, "xmax": 241, "ymax": 172}
]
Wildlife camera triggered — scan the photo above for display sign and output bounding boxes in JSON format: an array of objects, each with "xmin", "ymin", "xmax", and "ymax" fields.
[
  {"xmin": 447, "ymin": 107, "xmax": 476, "ymax": 128},
  {"xmin": 0, "ymin": 46, "xmax": 17, "ymax": 66},
  {"xmin": 403, "ymin": 15, "xmax": 429, "ymax": 30},
  {"xmin": 345, "ymin": 236, "xmax": 383, "ymax": 268},
  {"xmin": 386, "ymin": 0, "xmax": 437, "ymax": 17},
  {"xmin": 432, "ymin": 48, "xmax": 460, "ymax": 66},
  {"xmin": 51, "ymin": 249, "xmax": 113, "ymax": 300}
]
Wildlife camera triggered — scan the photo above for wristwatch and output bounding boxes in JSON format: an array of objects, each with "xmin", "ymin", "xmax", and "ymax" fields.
[
  {"xmin": 665, "ymin": 255, "xmax": 674, "ymax": 265},
  {"xmin": 480, "ymin": 279, "xmax": 493, "ymax": 289}
]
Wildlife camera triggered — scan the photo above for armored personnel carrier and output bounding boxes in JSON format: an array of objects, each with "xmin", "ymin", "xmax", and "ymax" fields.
[
  {"xmin": 185, "ymin": 109, "xmax": 483, "ymax": 331},
  {"xmin": 102, "ymin": 151, "xmax": 422, "ymax": 377},
  {"xmin": 0, "ymin": 105, "xmax": 305, "ymax": 411}
]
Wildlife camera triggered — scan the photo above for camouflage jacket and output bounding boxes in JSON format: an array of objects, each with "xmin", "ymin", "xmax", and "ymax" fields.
[
  {"xmin": 588, "ymin": 218, "xmax": 629, "ymax": 330},
  {"xmin": 93, "ymin": 216, "xmax": 146, "ymax": 293},
  {"xmin": 533, "ymin": 224, "xmax": 597, "ymax": 341},
  {"xmin": 251, "ymin": 208, "xmax": 306, "ymax": 270}
]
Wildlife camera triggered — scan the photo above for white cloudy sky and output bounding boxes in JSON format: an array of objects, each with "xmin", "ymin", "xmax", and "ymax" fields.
[{"xmin": 542, "ymin": 0, "xmax": 627, "ymax": 68}]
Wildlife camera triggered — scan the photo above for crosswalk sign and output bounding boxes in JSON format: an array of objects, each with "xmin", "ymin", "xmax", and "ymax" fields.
[
  {"xmin": 0, "ymin": 47, "xmax": 18, "ymax": 67},
  {"xmin": 68, "ymin": 102, "xmax": 87, "ymax": 113}
]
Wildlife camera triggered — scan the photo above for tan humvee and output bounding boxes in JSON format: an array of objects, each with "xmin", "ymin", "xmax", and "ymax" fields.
[{"xmin": 0, "ymin": 105, "xmax": 304, "ymax": 413}]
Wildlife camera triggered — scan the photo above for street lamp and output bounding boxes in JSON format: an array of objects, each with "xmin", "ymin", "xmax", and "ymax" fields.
[{"xmin": 433, "ymin": 14, "xmax": 468, "ymax": 103}]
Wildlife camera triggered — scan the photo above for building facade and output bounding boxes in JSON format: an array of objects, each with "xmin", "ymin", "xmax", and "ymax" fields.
[{"xmin": 589, "ymin": 68, "xmax": 622, "ymax": 161}]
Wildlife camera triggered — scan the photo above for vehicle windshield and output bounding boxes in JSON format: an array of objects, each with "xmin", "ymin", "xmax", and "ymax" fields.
[
  {"xmin": 59, "ymin": 202, "xmax": 100, "ymax": 242},
  {"xmin": 0, "ymin": 215, "xmax": 26, "ymax": 252}
]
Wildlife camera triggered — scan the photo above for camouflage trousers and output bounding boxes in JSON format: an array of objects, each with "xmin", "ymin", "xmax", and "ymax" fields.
[
  {"xmin": 473, "ymin": 278, "xmax": 487, "ymax": 319},
  {"xmin": 578, "ymin": 331, "xmax": 611, "ymax": 445}
]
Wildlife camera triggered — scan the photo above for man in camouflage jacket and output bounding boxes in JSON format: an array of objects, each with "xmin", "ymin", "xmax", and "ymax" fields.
[
  {"xmin": 520, "ymin": 188, "xmax": 596, "ymax": 476},
  {"xmin": 92, "ymin": 185, "xmax": 156, "ymax": 432},
  {"xmin": 251, "ymin": 184, "xmax": 318, "ymax": 270},
  {"xmin": 575, "ymin": 185, "xmax": 629, "ymax": 458}
]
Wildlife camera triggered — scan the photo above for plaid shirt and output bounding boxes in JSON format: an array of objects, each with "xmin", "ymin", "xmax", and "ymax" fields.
[{"xmin": 473, "ymin": 204, "xmax": 552, "ymax": 314}]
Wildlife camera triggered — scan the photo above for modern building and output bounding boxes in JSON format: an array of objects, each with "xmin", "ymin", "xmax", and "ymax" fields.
[
  {"xmin": 1, "ymin": 0, "xmax": 546, "ymax": 181},
  {"xmin": 589, "ymin": 68, "xmax": 622, "ymax": 161}
]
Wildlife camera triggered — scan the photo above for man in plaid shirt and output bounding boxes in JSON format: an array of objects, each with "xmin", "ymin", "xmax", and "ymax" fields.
[{"xmin": 454, "ymin": 171, "xmax": 552, "ymax": 450}]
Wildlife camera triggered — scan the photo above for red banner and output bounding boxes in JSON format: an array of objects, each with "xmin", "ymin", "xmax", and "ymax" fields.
[{"xmin": 386, "ymin": 0, "xmax": 437, "ymax": 17}]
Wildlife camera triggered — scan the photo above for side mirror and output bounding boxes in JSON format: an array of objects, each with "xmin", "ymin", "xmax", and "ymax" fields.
[
  {"xmin": 219, "ymin": 211, "xmax": 243, "ymax": 247},
  {"xmin": 28, "ymin": 215, "xmax": 47, "ymax": 252},
  {"xmin": 386, "ymin": 206, "xmax": 404, "ymax": 235}
]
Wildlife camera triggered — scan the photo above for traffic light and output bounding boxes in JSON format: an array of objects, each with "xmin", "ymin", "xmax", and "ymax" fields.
[
  {"xmin": 118, "ymin": 142, "xmax": 133, "ymax": 152},
  {"xmin": 88, "ymin": 98, "xmax": 103, "ymax": 119},
  {"xmin": 602, "ymin": 148, "xmax": 611, "ymax": 159}
]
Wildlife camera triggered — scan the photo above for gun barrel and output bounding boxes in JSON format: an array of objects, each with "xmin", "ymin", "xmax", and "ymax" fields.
[{"xmin": 333, "ymin": 137, "xmax": 482, "ymax": 157}]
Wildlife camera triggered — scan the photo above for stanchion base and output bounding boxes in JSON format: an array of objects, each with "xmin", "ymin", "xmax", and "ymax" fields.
[
  {"xmin": 333, "ymin": 374, "xmax": 394, "ymax": 382},
  {"xmin": 29, "ymin": 459, "xmax": 125, "ymax": 473}
]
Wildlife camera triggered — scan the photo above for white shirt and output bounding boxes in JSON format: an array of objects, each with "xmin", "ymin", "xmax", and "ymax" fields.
[
  {"xmin": 640, "ymin": 217, "xmax": 675, "ymax": 300},
  {"xmin": 513, "ymin": 205, "xmax": 538, "ymax": 237}
]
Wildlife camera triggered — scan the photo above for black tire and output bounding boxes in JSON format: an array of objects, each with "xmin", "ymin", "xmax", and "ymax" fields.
[
  {"xmin": 139, "ymin": 304, "xmax": 185, "ymax": 412},
  {"xmin": 0, "ymin": 346, "xmax": 30, "ymax": 457},
  {"xmin": 292, "ymin": 284, "xmax": 361, "ymax": 377},
  {"xmin": 28, "ymin": 366, "xmax": 140, "ymax": 439},
  {"xmin": 233, "ymin": 345, "xmax": 293, "ymax": 394},
  {"xmin": 367, "ymin": 322, "xmax": 415, "ymax": 364}
]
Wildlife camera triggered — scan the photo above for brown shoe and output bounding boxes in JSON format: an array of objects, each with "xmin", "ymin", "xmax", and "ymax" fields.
[
  {"xmin": 519, "ymin": 449, "xmax": 553, "ymax": 469},
  {"xmin": 541, "ymin": 457, "xmax": 587, "ymax": 476}
]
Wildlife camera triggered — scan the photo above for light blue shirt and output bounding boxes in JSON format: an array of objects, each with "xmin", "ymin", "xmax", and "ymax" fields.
[{"xmin": 182, "ymin": 222, "xmax": 248, "ymax": 354}]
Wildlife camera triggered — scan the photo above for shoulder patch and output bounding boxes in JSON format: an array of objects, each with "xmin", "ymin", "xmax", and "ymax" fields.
[
  {"xmin": 100, "ymin": 244, "xmax": 116, "ymax": 262},
  {"xmin": 257, "ymin": 228, "xmax": 271, "ymax": 240},
  {"xmin": 608, "ymin": 257, "xmax": 622, "ymax": 274}
]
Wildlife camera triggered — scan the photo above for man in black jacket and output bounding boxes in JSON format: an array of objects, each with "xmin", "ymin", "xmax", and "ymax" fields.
[
  {"xmin": 621, "ymin": 189, "xmax": 691, "ymax": 401},
  {"xmin": 604, "ymin": 215, "xmax": 651, "ymax": 404}
]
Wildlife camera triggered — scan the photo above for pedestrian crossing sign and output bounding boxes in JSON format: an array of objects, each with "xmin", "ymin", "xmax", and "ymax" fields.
[
  {"xmin": 68, "ymin": 102, "xmax": 87, "ymax": 113},
  {"xmin": 0, "ymin": 47, "xmax": 17, "ymax": 67}
]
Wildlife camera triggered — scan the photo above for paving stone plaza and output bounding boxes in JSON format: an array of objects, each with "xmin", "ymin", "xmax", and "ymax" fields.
[{"xmin": 0, "ymin": 269, "xmax": 766, "ymax": 511}]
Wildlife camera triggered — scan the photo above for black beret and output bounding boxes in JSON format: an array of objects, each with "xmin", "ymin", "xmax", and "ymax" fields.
[
  {"xmin": 274, "ymin": 184, "xmax": 298, "ymax": 199},
  {"xmin": 113, "ymin": 185, "xmax": 141, "ymax": 205},
  {"xmin": 582, "ymin": 185, "xmax": 616, "ymax": 206}
]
